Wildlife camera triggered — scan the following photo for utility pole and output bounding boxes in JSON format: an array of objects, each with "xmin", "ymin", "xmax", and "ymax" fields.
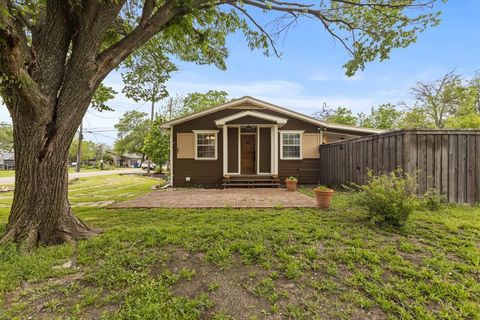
[
  {"xmin": 167, "ymin": 98, "xmax": 173, "ymax": 173},
  {"xmin": 147, "ymin": 95, "xmax": 155, "ymax": 174},
  {"xmin": 76, "ymin": 121, "xmax": 83, "ymax": 173},
  {"xmin": 99, "ymin": 144, "xmax": 104, "ymax": 170}
]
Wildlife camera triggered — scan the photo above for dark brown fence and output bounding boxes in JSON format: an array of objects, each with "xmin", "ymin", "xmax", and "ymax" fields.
[{"xmin": 319, "ymin": 130, "xmax": 480, "ymax": 204}]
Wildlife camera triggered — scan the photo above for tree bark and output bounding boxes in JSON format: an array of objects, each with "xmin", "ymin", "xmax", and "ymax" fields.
[{"xmin": 0, "ymin": 98, "xmax": 96, "ymax": 249}]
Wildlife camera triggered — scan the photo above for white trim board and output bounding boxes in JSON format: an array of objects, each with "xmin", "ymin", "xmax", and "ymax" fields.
[
  {"xmin": 279, "ymin": 130, "xmax": 304, "ymax": 160},
  {"xmin": 214, "ymin": 110, "xmax": 288, "ymax": 127}
]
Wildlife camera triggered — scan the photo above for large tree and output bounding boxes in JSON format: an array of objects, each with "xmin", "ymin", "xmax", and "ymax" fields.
[
  {"xmin": 170, "ymin": 90, "xmax": 229, "ymax": 119},
  {"xmin": 326, "ymin": 106, "xmax": 358, "ymax": 126},
  {"xmin": 408, "ymin": 70, "xmax": 464, "ymax": 128},
  {"xmin": 0, "ymin": 0, "xmax": 442, "ymax": 247},
  {"xmin": 358, "ymin": 103, "xmax": 402, "ymax": 129},
  {"xmin": 142, "ymin": 115, "xmax": 170, "ymax": 170},
  {"xmin": 400, "ymin": 71, "xmax": 480, "ymax": 129},
  {"xmin": 114, "ymin": 110, "xmax": 150, "ymax": 158}
]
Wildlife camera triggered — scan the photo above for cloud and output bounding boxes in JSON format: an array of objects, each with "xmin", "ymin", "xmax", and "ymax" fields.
[
  {"xmin": 308, "ymin": 70, "xmax": 364, "ymax": 82},
  {"xmin": 165, "ymin": 79, "xmax": 303, "ymax": 97},
  {"xmin": 259, "ymin": 95, "xmax": 378, "ymax": 115}
]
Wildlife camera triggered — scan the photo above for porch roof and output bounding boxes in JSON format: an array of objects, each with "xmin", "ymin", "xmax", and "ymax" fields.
[{"xmin": 214, "ymin": 110, "xmax": 288, "ymax": 127}]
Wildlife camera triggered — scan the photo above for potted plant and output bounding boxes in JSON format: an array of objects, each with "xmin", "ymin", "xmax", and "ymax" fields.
[
  {"xmin": 313, "ymin": 185, "xmax": 334, "ymax": 208},
  {"xmin": 285, "ymin": 176, "xmax": 298, "ymax": 192}
]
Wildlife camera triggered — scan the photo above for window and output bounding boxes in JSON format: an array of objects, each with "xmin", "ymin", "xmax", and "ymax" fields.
[
  {"xmin": 194, "ymin": 130, "xmax": 218, "ymax": 160},
  {"xmin": 280, "ymin": 131, "xmax": 303, "ymax": 160}
]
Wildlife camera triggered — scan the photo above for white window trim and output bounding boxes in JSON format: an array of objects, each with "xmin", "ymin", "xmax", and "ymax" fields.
[
  {"xmin": 279, "ymin": 130, "xmax": 304, "ymax": 160},
  {"xmin": 193, "ymin": 130, "xmax": 219, "ymax": 160}
]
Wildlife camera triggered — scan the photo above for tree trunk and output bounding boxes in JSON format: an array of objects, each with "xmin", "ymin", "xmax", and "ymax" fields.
[{"xmin": 1, "ymin": 99, "xmax": 96, "ymax": 249}]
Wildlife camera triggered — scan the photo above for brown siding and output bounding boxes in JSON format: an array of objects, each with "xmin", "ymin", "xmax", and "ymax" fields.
[
  {"xmin": 173, "ymin": 127, "xmax": 223, "ymax": 187},
  {"xmin": 228, "ymin": 127, "xmax": 239, "ymax": 173},
  {"xmin": 228, "ymin": 115, "xmax": 275, "ymax": 124},
  {"xmin": 279, "ymin": 159, "xmax": 320, "ymax": 184},
  {"xmin": 259, "ymin": 128, "xmax": 271, "ymax": 173}
]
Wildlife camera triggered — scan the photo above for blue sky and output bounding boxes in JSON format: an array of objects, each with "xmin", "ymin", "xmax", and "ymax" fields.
[{"xmin": 1, "ymin": 0, "xmax": 479, "ymax": 145}]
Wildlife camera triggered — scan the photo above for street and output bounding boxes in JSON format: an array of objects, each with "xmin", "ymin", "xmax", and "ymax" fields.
[{"xmin": 0, "ymin": 168, "xmax": 143, "ymax": 185}]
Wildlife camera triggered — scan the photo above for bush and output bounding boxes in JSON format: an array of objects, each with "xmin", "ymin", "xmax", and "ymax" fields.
[
  {"xmin": 420, "ymin": 188, "xmax": 445, "ymax": 211},
  {"xmin": 355, "ymin": 170, "xmax": 418, "ymax": 228}
]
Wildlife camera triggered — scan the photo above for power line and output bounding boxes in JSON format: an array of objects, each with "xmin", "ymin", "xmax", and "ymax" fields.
[
  {"xmin": 84, "ymin": 130, "xmax": 117, "ymax": 141},
  {"xmin": 86, "ymin": 111, "xmax": 121, "ymax": 119},
  {"xmin": 84, "ymin": 129, "xmax": 118, "ymax": 132},
  {"xmin": 86, "ymin": 100, "xmax": 149, "ymax": 119}
]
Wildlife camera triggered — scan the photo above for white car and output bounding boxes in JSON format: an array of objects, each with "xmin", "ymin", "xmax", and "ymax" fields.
[{"xmin": 141, "ymin": 162, "xmax": 156, "ymax": 170}]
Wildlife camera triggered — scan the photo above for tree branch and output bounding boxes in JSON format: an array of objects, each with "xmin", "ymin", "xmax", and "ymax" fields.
[
  {"xmin": 0, "ymin": 0, "xmax": 49, "ymax": 118},
  {"xmin": 95, "ymin": 0, "xmax": 189, "ymax": 84},
  {"xmin": 229, "ymin": 3, "xmax": 282, "ymax": 57},
  {"xmin": 140, "ymin": 0, "xmax": 156, "ymax": 26}
]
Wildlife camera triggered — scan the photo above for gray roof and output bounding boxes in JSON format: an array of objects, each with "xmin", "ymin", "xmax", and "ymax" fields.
[{"xmin": 0, "ymin": 153, "xmax": 14, "ymax": 161}]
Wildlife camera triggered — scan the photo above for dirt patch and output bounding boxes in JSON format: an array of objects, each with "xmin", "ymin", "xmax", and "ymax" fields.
[
  {"xmin": 3, "ymin": 271, "xmax": 86, "ymax": 319},
  {"xmin": 111, "ymin": 188, "xmax": 317, "ymax": 209},
  {"xmin": 163, "ymin": 247, "xmax": 272, "ymax": 319}
]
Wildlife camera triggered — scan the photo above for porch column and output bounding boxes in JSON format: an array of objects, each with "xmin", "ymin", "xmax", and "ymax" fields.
[
  {"xmin": 273, "ymin": 124, "xmax": 279, "ymax": 175},
  {"xmin": 223, "ymin": 124, "xmax": 228, "ymax": 175}
]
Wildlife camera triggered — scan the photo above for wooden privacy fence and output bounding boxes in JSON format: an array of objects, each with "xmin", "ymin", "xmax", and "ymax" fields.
[{"xmin": 319, "ymin": 130, "xmax": 480, "ymax": 204}]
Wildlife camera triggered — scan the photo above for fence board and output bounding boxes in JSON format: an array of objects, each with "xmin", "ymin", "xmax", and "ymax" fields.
[
  {"xmin": 467, "ymin": 135, "xmax": 476, "ymax": 203},
  {"xmin": 440, "ymin": 134, "xmax": 449, "ymax": 197},
  {"xmin": 448, "ymin": 135, "xmax": 458, "ymax": 202},
  {"xmin": 476, "ymin": 136, "xmax": 480, "ymax": 202},
  {"xmin": 434, "ymin": 134, "xmax": 441, "ymax": 191},
  {"xmin": 417, "ymin": 134, "xmax": 427, "ymax": 194},
  {"xmin": 457, "ymin": 134, "xmax": 467, "ymax": 203}
]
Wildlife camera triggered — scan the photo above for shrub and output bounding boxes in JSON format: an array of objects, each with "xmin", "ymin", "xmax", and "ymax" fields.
[
  {"xmin": 314, "ymin": 185, "xmax": 333, "ymax": 192},
  {"xmin": 420, "ymin": 188, "xmax": 445, "ymax": 211},
  {"xmin": 355, "ymin": 170, "xmax": 418, "ymax": 228}
]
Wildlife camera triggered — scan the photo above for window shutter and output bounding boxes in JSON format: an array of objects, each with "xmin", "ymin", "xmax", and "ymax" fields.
[
  {"xmin": 302, "ymin": 133, "xmax": 320, "ymax": 158},
  {"xmin": 177, "ymin": 133, "xmax": 195, "ymax": 159}
]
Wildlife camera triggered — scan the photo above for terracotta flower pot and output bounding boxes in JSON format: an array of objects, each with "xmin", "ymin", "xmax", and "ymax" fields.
[
  {"xmin": 314, "ymin": 189, "xmax": 334, "ymax": 208},
  {"xmin": 285, "ymin": 179, "xmax": 297, "ymax": 192}
]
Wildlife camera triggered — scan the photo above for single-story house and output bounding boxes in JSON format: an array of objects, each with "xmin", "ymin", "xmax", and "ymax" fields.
[
  {"xmin": 114, "ymin": 153, "xmax": 143, "ymax": 168},
  {"xmin": 160, "ymin": 96, "xmax": 383, "ymax": 187},
  {"xmin": 0, "ymin": 152, "xmax": 15, "ymax": 170}
]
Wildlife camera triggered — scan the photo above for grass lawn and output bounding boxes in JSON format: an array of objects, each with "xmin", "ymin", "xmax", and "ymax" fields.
[
  {"xmin": 0, "ymin": 176, "xmax": 479, "ymax": 319},
  {"xmin": 0, "ymin": 171, "xmax": 15, "ymax": 178}
]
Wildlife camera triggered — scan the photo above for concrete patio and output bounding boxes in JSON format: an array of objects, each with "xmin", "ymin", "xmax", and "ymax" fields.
[{"xmin": 111, "ymin": 188, "xmax": 317, "ymax": 208}]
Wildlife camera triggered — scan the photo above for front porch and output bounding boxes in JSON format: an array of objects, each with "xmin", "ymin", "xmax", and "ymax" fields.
[{"xmin": 216, "ymin": 110, "xmax": 287, "ymax": 177}]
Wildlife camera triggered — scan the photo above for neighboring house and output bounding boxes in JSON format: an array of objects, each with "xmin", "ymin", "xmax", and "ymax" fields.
[
  {"xmin": 115, "ymin": 153, "xmax": 142, "ymax": 168},
  {"xmin": 0, "ymin": 153, "xmax": 15, "ymax": 170},
  {"xmin": 160, "ymin": 96, "xmax": 383, "ymax": 187}
]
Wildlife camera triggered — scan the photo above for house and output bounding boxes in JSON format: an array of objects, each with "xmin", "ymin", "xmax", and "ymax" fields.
[
  {"xmin": 160, "ymin": 96, "xmax": 383, "ymax": 187},
  {"xmin": 0, "ymin": 153, "xmax": 15, "ymax": 170},
  {"xmin": 115, "ymin": 153, "xmax": 143, "ymax": 168}
]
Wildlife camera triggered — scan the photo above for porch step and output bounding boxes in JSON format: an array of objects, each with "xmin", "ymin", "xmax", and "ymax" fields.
[{"xmin": 223, "ymin": 175, "xmax": 281, "ymax": 188}]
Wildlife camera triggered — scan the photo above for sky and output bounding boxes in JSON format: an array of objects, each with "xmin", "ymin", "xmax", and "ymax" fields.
[{"xmin": 1, "ymin": 0, "xmax": 479, "ymax": 145}]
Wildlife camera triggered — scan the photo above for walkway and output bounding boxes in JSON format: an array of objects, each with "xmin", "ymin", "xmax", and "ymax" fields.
[{"xmin": 111, "ymin": 188, "xmax": 317, "ymax": 208}]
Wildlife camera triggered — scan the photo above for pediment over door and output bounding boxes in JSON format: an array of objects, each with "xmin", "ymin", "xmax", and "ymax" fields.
[{"xmin": 214, "ymin": 111, "xmax": 288, "ymax": 127}]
